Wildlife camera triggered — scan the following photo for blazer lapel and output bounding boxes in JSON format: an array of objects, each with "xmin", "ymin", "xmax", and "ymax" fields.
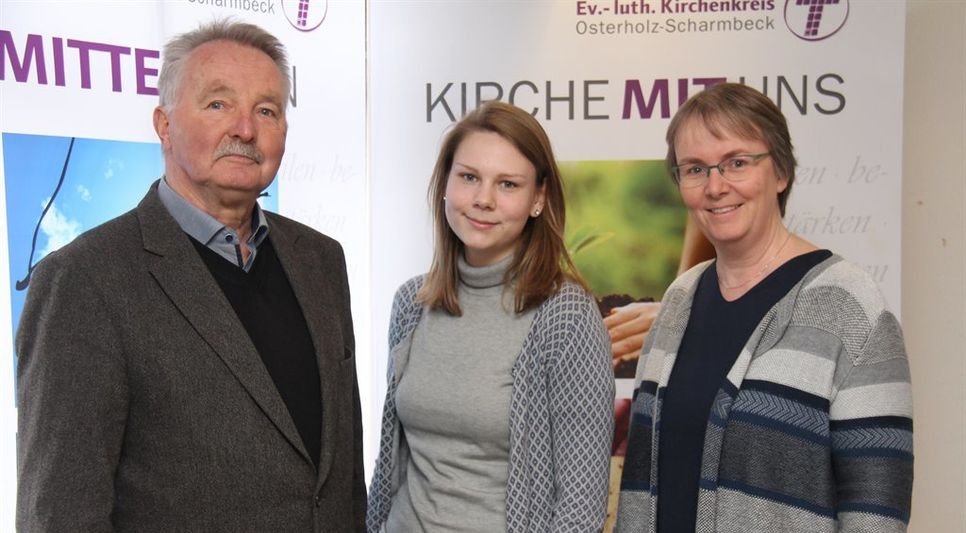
[
  {"xmin": 136, "ymin": 183, "xmax": 312, "ymax": 464},
  {"xmin": 268, "ymin": 219, "xmax": 343, "ymax": 484}
]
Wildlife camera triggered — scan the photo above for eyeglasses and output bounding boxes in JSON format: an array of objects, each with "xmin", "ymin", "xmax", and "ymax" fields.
[{"xmin": 671, "ymin": 152, "xmax": 771, "ymax": 189}]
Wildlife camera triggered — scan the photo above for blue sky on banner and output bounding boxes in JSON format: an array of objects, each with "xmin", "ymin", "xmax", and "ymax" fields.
[{"xmin": 2, "ymin": 133, "xmax": 279, "ymax": 366}]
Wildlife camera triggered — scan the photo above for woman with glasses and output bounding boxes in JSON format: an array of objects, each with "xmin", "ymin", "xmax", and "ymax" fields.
[{"xmin": 616, "ymin": 83, "xmax": 913, "ymax": 533}]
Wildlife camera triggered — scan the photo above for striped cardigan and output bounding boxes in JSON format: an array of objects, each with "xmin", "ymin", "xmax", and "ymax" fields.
[
  {"xmin": 367, "ymin": 276, "xmax": 615, "ymax": 532},
  {"xmin": 616, "ymin": 255, "xmax": 913, "ymax": 532}
]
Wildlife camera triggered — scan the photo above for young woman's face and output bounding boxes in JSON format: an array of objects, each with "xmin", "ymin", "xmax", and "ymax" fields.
[{"xmin": 444, "ymin": 130, "xmax": 545, "ymax": 267}]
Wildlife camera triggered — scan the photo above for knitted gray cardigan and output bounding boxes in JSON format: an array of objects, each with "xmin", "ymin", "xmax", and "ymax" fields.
[
  {"xmin": 367, "ymin": 276, "xmax": 615, "ymax": 532},
  {"xmin": 616, "ymin": 255, "xmax": 913, "ymax": 532}
]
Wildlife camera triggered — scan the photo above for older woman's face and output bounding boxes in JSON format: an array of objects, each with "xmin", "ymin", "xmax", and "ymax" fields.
[{"xmin": 674, "ymin": 118, "xmax": 787, "ymax": 255}]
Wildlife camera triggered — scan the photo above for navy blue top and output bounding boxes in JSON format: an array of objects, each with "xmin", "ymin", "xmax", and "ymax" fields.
[{"xmin": 656, "ymin": 249, "xmax": 832, "ymax": 533}]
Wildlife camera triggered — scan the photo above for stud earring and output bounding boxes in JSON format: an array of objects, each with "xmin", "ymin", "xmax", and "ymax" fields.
[{"xmin": 532, "ymin": 209, "xmax": 541, "ymax": 217}]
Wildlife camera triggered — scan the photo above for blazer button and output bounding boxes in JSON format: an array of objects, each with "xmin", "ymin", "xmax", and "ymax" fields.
[{"xmin": 314, "ymin": 495, "xmax": 321, "ymax": 507}]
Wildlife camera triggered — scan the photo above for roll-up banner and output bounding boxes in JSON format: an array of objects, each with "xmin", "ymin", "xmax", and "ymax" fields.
[
  {"xmin": 368, "ymin": 2, "xmax": 904, "ymax": 526},
  {"xmin": 0, "ymin": 1, "xmax": 366, "ymax": 521}
]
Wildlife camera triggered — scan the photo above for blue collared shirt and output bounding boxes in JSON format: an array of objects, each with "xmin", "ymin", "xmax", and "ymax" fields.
[{"xmin": 157, "ymin": 178, "xmax": 270, "ymax": 272}]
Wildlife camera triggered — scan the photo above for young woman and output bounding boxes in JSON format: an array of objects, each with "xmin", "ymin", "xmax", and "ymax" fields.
[{"xmin": 367, "ymin": 101, "xmax": 614, "ymax": 533}]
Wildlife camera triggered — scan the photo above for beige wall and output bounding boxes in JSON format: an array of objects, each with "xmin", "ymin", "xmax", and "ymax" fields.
[{"xmin": 903, "ymin": 2, "xmax": 966, "ymax": 531}]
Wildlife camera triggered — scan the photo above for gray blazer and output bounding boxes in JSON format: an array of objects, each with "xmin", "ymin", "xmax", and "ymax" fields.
[{"xmin": 16, "ymin": 182, "xmax": 366, "ymax": 532}]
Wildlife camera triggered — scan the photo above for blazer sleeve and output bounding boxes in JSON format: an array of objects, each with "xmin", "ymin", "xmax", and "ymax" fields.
[
  {"xmin": 333, "ymin": 245, "xmax": 368, "ymax": 532},
  {"xmin": 351, "ymin": 382, "xmax": 367, "ymax": 532},
  {"xmin": 16, "ymin": 251, "xmax": 128, "ymax": 532},
  {"xmin": 545, "ymin": 288, "xmax": 615, "ymax": 532}
]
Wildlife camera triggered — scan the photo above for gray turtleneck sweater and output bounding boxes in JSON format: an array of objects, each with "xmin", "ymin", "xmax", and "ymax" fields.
[{"xmin": 385, "ymin": 255, "xmax": 537, "ymax": 532}]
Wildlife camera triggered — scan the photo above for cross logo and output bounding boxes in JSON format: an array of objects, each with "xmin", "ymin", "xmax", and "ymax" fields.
[
  {"xmin": 282, "ymin": 0, "xmax": 329, "ymax": 32},
  {"xmin": 784, "ymin": 0, "xmax": 850, "ymax": 41}
]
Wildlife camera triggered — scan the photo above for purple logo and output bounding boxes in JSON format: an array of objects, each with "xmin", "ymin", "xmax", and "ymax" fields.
[
  {"xmin": 282, "ymin": 0, "xmax": 328, "ymax": 32},
  {"xmin": 784, "ymin": 0, "xmax": 849, "ymax": 41}
]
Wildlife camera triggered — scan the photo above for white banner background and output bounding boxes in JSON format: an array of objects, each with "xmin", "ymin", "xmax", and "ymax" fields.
[{"xmin": 368, "ymin": 0, "xmax": 904, "ymax": 479}]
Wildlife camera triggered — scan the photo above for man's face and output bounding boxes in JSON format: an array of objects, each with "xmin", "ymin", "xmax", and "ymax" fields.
[{"xmin": 154, "ymin": 40, "xmax": 287, "ymax": 211}]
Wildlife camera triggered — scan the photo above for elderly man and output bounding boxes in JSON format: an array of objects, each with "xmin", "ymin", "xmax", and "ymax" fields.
[{"xmin": 16, "ymin": 20, "xmax": 365, "ymax": 531}]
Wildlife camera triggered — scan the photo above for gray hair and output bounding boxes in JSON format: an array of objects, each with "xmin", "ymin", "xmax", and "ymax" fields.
[{"xmin": 157, "ymin": 19, "xmax": 290, "ymax": 110}]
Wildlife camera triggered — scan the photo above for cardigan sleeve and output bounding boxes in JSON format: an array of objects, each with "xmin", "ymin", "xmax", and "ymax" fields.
[
  {"xmin": 830, "ymin": 309, "xmax": 913, "ymax": 532},
  {"xmin": 545, "ymin": 287, "xmax": 615, "ymax": 532},
  {"xmin": 366, "ymin": 275, "xmax": 423, "ymax": 532}
]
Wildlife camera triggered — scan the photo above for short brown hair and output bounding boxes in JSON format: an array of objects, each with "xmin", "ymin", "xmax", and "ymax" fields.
[
  {"xmin": 418, "ymin": 101, "xmax": 586, "ymax": 315},
  {"xmin": 665, "ymin": 82, "xmax": 797, "ymax": 216}
]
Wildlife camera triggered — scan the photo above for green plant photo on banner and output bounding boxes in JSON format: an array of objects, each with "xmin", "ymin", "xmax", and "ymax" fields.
[{"xmin": 561, "ymin": 159, "xmax": 687, "ymax": 303}]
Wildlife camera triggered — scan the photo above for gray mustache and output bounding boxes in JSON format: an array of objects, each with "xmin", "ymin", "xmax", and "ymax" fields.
[{"xmin": 215, "ymin": 141, "xmax": 263, "ymax": 164}]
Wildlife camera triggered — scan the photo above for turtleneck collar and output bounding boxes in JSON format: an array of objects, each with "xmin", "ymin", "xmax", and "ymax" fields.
[{"xmin": 458, "ymin": 254, "xmax": 512, "ymax": 290}]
